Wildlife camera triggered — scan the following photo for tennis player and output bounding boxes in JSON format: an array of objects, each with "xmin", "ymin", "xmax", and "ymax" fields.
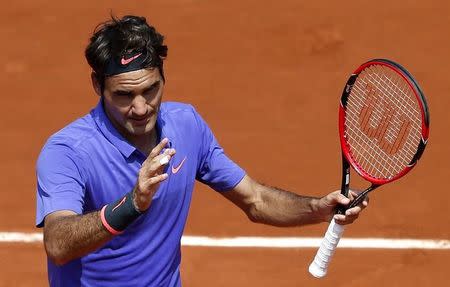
[{"xmin": 35, "ymin": 15, "xmax": 368, "ymax": 287}]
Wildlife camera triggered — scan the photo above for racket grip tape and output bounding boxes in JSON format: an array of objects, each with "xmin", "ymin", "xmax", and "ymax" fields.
[{"xmin": 308, "ymin": 218, "xmax": 345, "ymax": 278}]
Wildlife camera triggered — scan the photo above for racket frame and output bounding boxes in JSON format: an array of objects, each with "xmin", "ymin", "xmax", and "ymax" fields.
[{"xmin": 339, "ymin": 59, "xmax": 430, "ymax": 186}]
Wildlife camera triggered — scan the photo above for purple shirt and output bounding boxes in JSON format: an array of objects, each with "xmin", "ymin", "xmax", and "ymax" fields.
[{"xmin": 36, "ymin": 100, "xmax": 245, "ymax": 287}]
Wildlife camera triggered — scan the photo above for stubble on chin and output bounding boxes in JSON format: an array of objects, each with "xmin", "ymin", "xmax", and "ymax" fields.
[{"xmin": 126, "ymin": 118, "xmax": 156, "ymax": 136}]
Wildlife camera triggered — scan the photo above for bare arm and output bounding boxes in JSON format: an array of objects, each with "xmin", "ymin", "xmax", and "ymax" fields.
[
  {"xmin": 222, "ymin": 175, "xmax": 367, "ymax": 227},
  {"xmin": 43, "ymin": 210, "xmax": 112, "ymax": 266},
  {"xmin": 43, "ymin": 138, "xmax": 176, "ymax": 266}
]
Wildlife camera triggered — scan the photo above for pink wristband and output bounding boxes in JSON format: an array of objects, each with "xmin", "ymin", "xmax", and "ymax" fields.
[{"xmin": 100, "ymin": 205, "xmax": 123, "ymax": 235}]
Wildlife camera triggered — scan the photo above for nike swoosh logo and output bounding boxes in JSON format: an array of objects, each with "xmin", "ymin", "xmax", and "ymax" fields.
[
  {"xmin": 112, "ymin": 196, "xmax": 126, "ymax": 212},
  {"xmin": 121, "ymin": 53, "xmax": 142, "ymax": 65},
  {"xmin": 171, "ymin": 156, "xmax": 187, "ymax": 174}
]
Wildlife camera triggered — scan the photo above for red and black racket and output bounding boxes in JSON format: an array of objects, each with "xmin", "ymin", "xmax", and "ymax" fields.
[{"xmin": 308, "ymin": 59, "xmax": 430, "ymax": 278}]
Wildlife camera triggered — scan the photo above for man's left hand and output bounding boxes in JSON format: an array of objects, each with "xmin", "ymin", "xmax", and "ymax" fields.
[{"xmin": 314, "ymin": 190, "xmax": 369, "ymax": 225}]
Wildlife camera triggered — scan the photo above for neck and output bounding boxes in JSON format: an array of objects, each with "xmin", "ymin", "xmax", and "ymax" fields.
[
  {"xmin": 131, "ymin": 130, "xmax": 157, "ymax": 156},
  {"xmin": 103, "ymin": 107, "xmax": 158, "ymax": 155}
]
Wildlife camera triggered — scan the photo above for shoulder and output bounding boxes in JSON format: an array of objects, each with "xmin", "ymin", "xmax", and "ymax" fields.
[
  {"xmin": 159, "ymin": 102, "xmax": 204, "ymax": 127},
  {"xmin": 39, "ymin": 113, "xmax": 97, "ymax": 161},
  {"xmin": 160, "ymin": 101, "xmax": 197, "ymax": 116}
]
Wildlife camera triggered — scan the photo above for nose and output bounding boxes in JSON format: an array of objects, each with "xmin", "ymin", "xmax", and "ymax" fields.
[{"xmin": 131, "ymin": 95, "xmax": 148, "ymax": 116}]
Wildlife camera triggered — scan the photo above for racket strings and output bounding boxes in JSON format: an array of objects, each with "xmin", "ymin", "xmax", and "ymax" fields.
[
  {"xmin": 347, "ymin": 91, "xmax": 418, "ymax": 177},
  {"xmin": 349, "ymin": 83, "xmax": 420, "ymax": 156},
  {"xmin": 344, "ymin": 64, "xmax": 422, "ymax": 179},
  {"xmin": 348, "ymin": 67, "xmax": 421, "ymax": 177}
]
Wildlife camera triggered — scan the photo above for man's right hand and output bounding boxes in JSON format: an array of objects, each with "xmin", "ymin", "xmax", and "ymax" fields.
[{"xmin": 132, "ymin": 138, "xmax": 176, "ymax": 212}]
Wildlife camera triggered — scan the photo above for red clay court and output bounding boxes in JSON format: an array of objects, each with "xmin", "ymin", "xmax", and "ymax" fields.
[{"xmin": 0, "ymin": 1, "xmax": 449, "ymax": 286}]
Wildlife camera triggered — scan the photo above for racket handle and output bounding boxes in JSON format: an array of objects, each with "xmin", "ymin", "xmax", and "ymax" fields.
[{"xmin": 308, "ymin": 218, "xmax": 345, "ymax": 278}]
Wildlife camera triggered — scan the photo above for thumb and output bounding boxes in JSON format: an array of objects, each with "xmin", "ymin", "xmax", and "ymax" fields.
[{"xmin": 328, "ymin": 191, "xmax": 350, "ymax": 206}]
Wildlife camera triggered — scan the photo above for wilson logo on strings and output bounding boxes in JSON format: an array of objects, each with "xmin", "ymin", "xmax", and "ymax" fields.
[{"xmin": 358, "ymin": 84, "xmax": 412, "ymax": 155}]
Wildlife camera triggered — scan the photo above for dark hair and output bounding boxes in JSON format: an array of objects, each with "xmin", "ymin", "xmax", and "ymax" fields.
[{"xmin": 85, "ymin": 15, "xmax": 168, "ymax": 88}]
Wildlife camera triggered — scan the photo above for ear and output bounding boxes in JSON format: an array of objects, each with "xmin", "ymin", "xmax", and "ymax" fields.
[{"xmin": 91, "ymin": 72, "xmax": 102, "ymax": 97}]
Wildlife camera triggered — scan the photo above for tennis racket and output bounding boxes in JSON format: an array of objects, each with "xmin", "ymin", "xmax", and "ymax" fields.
[{"xmin": 308, "ymin": 59, "xmax": 430, "ymax": 278}]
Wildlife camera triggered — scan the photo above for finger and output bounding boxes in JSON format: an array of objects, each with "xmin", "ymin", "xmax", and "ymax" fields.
[
  {"xmin": 139, "ymin": 173, "xmax": 169, "ymax": 193},
  {"xmin": 148, "ymin": 173, "xmax": 169, "ymax": 185},
  {"xmin": 345, "ymin": 206, "xmax": 362, "ymax": 216},
  {"xmin": 334, "ymin": 213, "xmax": 359, "ymax": 225},
  {"xmin": 349, "ymin": 189, "xmax": 362, "ymax": 197},
  {"xmin": 335, "ymin": 205, "xmax": 363, "ymax": 224},
  {"xmin": 356, "ymin": 198, "xmax": 369, "ymax": 210},
  {"xmin": 159, "ymin": 155, "xmax": 170, "ymax": 165},
  {"xmin": 348, "ymin": 189, "xmax": 364, "ymax": 201},
  {"xmin": 363, "ymin": 195, "xmax": 369, "ymax": 205},
  {"xmin": 149, "ymin": 138, "xmax": 170, "ymax": 158},
  {"xmin": 335, "ymin": 193, "xmax": 350, "ymax": 206},
  {"xmin": 155, "ymin": 148, "xmax": 176, "ymax": 167},
  {"xmin": 159, "ymin": 148, "xmax": 176, "ymax": 165},
  {"xmin": 142, "ymin": 148, "xmax": 176, "ymax": 175},
  {"xmin": 333, "ymin": 214, "xmax": 347, "ymax": 224},
  {"xmin": 327, "ymin": 190, "xmax": 350, "ymax": 205},
  {"xmin": 150, "ymin": 152, "xmax": 174, "ymax": 172},
  {"xmin": 352, "ymin": 195, "xmax": 369, "ymax": 209}
]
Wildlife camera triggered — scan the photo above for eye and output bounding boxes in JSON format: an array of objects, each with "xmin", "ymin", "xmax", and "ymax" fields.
[
  {"xmin": 114, "ymin": 91, "xmax": 133, "ymax": 97},
  {"xmin": 144, "ymin": 82, "xmax": 160, "ymax": 95}
]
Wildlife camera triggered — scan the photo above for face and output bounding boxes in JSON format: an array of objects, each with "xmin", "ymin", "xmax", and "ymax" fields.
[{"xmin": 93, "ymin": 68, "xmax": 164, "ymax": 144}]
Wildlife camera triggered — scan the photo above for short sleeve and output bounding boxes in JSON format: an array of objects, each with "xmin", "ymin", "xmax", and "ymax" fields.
[
  {"xmin": 36, "ymin": 142, "xmax": 86, "ymax": 227},
  {"xmin": 194, "ymin": 109, "xmax": 246, "ymax": 192}
]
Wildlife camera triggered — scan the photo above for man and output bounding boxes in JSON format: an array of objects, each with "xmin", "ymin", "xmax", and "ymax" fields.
[{"xmin": 36, "ymin": 15, "xmax": 367, "ymax": 286}]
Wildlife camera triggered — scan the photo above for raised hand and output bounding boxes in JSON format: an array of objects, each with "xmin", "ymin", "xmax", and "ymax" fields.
[{"xmin": 132, "ymin": 138, "xmax": 176, "ymax": 212}]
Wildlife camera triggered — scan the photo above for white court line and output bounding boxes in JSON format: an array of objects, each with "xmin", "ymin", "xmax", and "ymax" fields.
[{"xmin": 1, "ymin": 232, "xmax": 449, "ymax": 249}]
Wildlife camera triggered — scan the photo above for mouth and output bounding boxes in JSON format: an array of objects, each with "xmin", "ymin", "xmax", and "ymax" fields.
[{"xmin": 129, "ymin": 116, "xmax": 151, "ymax": 126}]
